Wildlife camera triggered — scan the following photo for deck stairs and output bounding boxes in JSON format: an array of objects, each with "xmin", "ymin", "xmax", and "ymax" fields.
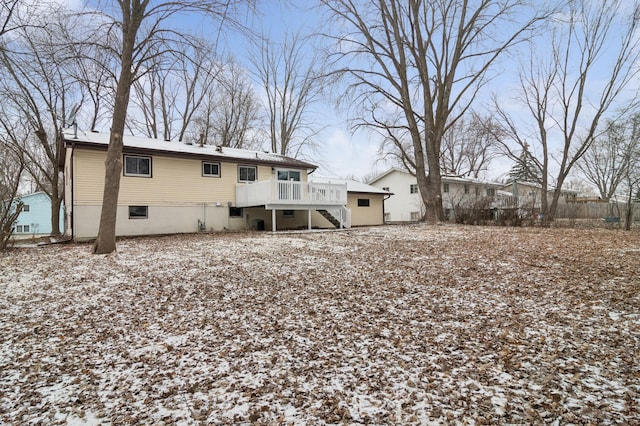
[{"xmin": 318, "ymin": 207, "xmax": 351, "ymax": 229}]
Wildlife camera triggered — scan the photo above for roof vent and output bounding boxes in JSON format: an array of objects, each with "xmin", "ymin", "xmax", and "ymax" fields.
[{"xmin": 216, "ymin": 146, "xmax": 222, "ymax": 152}]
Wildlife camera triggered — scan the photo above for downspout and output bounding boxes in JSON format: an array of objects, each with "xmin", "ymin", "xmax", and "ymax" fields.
[
  {"xmin": 383, "ymin": 192, "xmax": 393, "ymax": 223},
  {"xmin": 69, "ymin": 141, "xmax": 75, "ymax": 240}
]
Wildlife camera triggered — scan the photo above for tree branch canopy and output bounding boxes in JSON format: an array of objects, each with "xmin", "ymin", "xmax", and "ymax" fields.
[{"xmin": 321, "ymin": 0, "xmax": 546, "ymax": 221}]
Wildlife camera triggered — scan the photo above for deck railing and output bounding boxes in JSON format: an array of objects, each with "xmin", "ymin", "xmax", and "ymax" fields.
[{"xmin": 236, "ymin": 180, "xmax": 348, "ymax": 207}]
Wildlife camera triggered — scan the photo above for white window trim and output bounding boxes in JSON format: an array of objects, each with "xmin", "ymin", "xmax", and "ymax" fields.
[
  {"xmin": 202, "ymin": 161, "xmax": 221, "ymax": 177},
  {"xmin": 128, "ymin": 205, "xmax": 149, "ymax": 219},
  {"xmin": 124, "ymin": 155, "xmax": 152, "ymax": 177},
  {"xmin": 238, "ymin": 165, "xmax": 257, "ymax": 182}
]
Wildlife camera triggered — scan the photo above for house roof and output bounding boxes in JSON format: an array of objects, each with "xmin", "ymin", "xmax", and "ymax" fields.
[
  {"xmin": 502, "ymin": 180, "xmax": 579, "ymax": 194},
  {"xmin": 63, "ymin": 129, "xmax": 318, "ymax": 170},
  {"xmin": 310, "ymin": 177, "xmax": 393, "ymax": 195},
  {"xmin": 368, "ymin": 167, "xmax": 502, "ymax": 187},
  {"xmin": 17, "ymin": 191, "xmax": 50, "ymax": 201},
  {"xmin": 367, "ymin": 167, "xmax": 408, "ymax": 184}
]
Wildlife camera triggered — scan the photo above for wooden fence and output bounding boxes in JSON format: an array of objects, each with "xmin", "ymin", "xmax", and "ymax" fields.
[{"xmin": 555, "ymin": 202, "xmax": 640, "ymax": 220}]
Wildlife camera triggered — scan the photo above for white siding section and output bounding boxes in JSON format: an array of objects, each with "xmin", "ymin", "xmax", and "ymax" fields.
[{"xmin": 369, "ymin": 170, "xmax": 424, "ymax": 222}]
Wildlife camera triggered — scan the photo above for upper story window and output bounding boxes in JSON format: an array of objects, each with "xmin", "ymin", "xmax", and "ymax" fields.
[
  {"xmin": 443, "ymin": 183, "xmax": 450, "ymax": 193},
  {"xmin": 410, "ymin": 184, "xmax": 418, "ymax": 194},
  {"xmin": 21, "ymin": 204, "xmax": 30, "ymax": 212},
  {"xmin": 486, "ymin": 188, "xmax": 496, "ymax": 197},
  {"xmin": 124, "ymin": 155, "xmax": 151, "ymax": 177},
  {"xmin": 202, "ymin": 161, "xmax": 220, "ymax": 177},
  {"xmin": 357, "ymin": 198, "xmax": 370, "ymax": 207},
  {"xmin": 464, "ymin": 185, "xmax": 470, "ymax": 194},
  {"xmin": 238, "ymin": 165, "xmax": 257, "ymax": 182}
]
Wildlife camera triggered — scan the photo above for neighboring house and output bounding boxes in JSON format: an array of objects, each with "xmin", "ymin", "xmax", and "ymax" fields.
[
  {"xmin": 63, "ymin": 130, "xmax": 355, "ymax": 240},
  {"xmin": 502, "ymin": 180, "xmax": 578, "ymax": 212},
  {"xmin": 309, "ymin": 178, "xmax": 392, "ymax": 228},
  {"xmin": 12, "ymin": 191, "xmax": 64, "ymax": 237},
  {"xmin": 368, "ymin": 168, "xmax": 506, "ymax": 222}
]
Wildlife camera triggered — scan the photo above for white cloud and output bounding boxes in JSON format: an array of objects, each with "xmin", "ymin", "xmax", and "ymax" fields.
[{"xmin": 312, "ymin": 127, "xmax": 382, "ymax": 180}]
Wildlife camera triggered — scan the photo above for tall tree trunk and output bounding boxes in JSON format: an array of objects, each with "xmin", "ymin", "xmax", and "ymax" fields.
[
  {"xmin": 93, "ymin": 19, "xmax": 136, "ymax": 254},
  {"xmin": 50, "ymin": 191, "xmax": 62, "ymax": 236},
  {"xmin": 624, "ymin": 188, "xmax": 634, "ymax": 231},
  {"xmin": 425, "ymin": 134, "xmax": 444, "ymax": 222}
]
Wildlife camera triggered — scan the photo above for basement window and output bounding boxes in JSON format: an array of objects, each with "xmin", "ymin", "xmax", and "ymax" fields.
[
  {"xmin": 283, "ymin": 210, "xmax": 295, "ymax": 217},
  {"xmin": 128, "ymin": 205, "xmax": 148, "ymax": 219},
  {"xmin": 229, "ymin": 207, "xmax": 243, "ymax": 217}
]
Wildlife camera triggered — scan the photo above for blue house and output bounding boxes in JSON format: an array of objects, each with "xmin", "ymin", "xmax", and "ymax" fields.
[{"xmin": 13, "ymin": 192, "xmax": 64, "ymax": 236}]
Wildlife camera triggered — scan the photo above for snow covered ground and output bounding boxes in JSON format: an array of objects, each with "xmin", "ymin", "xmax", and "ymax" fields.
[{"xmin": 1, "ymin": 224, "xmax": 638, "ymax": 424}]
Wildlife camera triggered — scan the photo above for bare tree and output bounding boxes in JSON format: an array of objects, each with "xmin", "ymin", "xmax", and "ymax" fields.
[
  {"xmin": 0, "ymin": 0, "xmax": 18, "ymax": 37},
  {"xmin": 130, "ymin": 38, "xmax": 223, "ymax": 142},
  {"xmin": 440, "ymin": 113, "xmax": 501, "ymax": 178},
  {"xmin": 577, "ymin": 116, "xmax": 640, "ymax": 201},
  {"xmin": 621, "ymin": 158, "xmax": 640, "ymax": 231},
  {"xmin": 197, "ymin": 55, "xmax": 260, "ymax": 148},
  {"xmin": 494, "ymin": 0, "xmax": 640, "ymax": 224},
  {"xmin": 0, "ymin": 0, "xmax": 37, "ymax": 39},
  {"xmin": 64, "ymin": 28, "xmax": 115, "ymax": 132},
  {"xmin": 0, "ymin": 13, "xmax": 76, "ymax": 236},
  {"xmin": 321, "ymin": 0, "xmax": 545, "ymax": 222},
  {"xmin": 89, "ymin": 0, "xmax": 254, "ymax": 254},
  {"xmin": 251, "ymin": 30, "xmax": 325, "ymax": 157},
  {"xmin": 130, "ymin": 51, "xmax": 177, "ymax": 140},
  {"xmin": 0, "ymin": 143, "xmax": 24, "ymax": 250}
]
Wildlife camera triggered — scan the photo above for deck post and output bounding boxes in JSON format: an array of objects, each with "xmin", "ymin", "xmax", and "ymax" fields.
[
  {"xmin": 272, "ymin": 209, "xmax": 276, "ymax": 232},
  {"xmin": 308, "ymin": 209, "xmax": 312, "ymax": 230}
]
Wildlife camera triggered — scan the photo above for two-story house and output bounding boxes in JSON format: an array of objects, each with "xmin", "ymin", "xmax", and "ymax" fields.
[
  {"xmin": 11, "ymin": 191, "xmax": 64, "ymax": 237},
  {"xmin": 63, "ymin": 130, "xmax": 371, "ymax": 240},
  {"xmin": 368, "ymin": 168, "xmax": 505, "ymax": 222},
  {"xmin": 502, "ymin": 180, "xmax": 579, "ymax": 214}
]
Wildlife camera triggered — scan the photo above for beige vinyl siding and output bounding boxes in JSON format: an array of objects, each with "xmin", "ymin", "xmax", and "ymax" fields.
[
  {"xmin": 347, "ymin": 193, "xmax": 385, "ymax": 226},
  {"xmin": 73, "ymin": 149, "xmax": 108, "ymax": 205},
  {"xmin": 73, "ymin": 148, "xmax": 295, "ymax": 206},
  {"xmin": 311, "ymin": 193, "xmax": 386, "ymax": 228}
]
